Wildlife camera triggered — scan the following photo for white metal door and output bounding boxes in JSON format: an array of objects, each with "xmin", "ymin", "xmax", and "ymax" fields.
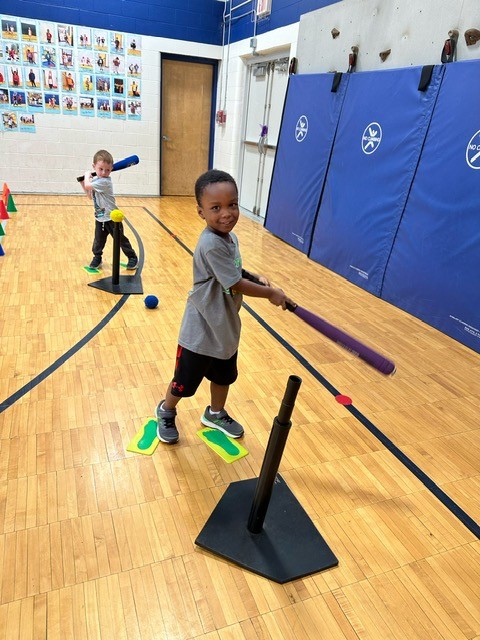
[{"xmin": 239, "ymin": 55, "xmax": 289, "ymax": 219}]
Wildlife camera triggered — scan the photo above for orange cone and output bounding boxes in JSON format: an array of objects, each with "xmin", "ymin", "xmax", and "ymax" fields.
[
  {"xmin": 2, "ymin": 183, "xmax": 9, "ymax": 203},
  {"xmin": 0, "ymin": 200, "xmax": 10, "ymax": 220}
]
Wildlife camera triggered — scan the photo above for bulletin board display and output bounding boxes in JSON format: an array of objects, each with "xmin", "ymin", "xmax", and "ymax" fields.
[{"xmin": 0, "ymin": 14, "xmax": 142, "ymax": 132}]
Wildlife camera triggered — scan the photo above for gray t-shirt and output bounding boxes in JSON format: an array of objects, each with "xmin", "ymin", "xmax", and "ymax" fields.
[
  {"xmin": 91, "ymin": 176, "xmax": 116, "ymax": 222},
  {"xmin": 178, "ymin": 227, "xmax": 243, "ymax": 359}
]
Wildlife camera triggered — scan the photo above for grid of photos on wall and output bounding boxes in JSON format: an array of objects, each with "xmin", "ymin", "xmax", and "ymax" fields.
[{"xmin": 0, "ymin": 15, "xmax": 142, "ymax": 132}]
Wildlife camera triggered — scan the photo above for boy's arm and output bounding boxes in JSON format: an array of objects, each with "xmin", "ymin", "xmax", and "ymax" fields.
[
  {"xmin": 232, "ymin": 270, "xmax": 294, "ymax": 309},
  {"xmin": 241, "ymin": 268, "xmax": 270, "ymax": 286},
  {"xmin": 81, "ymin": 171, "xmax": 94, "ymax": 198}
]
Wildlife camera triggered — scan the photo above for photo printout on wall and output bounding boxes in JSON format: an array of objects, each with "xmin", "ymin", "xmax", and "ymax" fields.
[
  {"xmin": 127, "ymin": 35, "xmax": 141, "ymax": 55},
  {"xmin": 111, "ymin": 32, "xmax": 124, "ymax": 54},
  {"xmin": 41, "ymin": 45, "xmax": 57, "ymax": 67},
  {"xmin": 62, "ymin": 93, "xmax": 78, "ymax": 115},
  {"xmin": 8, "ymin": 65, "xmax": 23, "ymax": 88},
  {"xmin": 127, "ymin": 100, "xmax": 141, "ymax": 120},
  {"xmin": 0, "ymin": 64, "xmax": 6, "ymax": 85},
  {"xmin": 40, "ymin": 23, "xmax": 56, "ymax": 45},
  {"xmin": 9, "ymin": 89, "xmax": 26, "ymax": 109},
  {"xmin": 2, "ymin": 16, "xmax": 19, "ymax": 40},
  {"xmin": 21, "ymin": 20, "xmax": 38, "ymax": 42},
  {"xmin": 127, "ymin": 57, "xmax": 141, "ymax": 76},
  {"xmin": 61, "ymin": 71, "xmax": 76, "ymax": 92},
  {"xmin": 44, "ymin": 92, "xmax": 60, "ymax": 112},
  {"xmin": 23, "ymin": 44, "xmax": 39, "ymax": 65},
  {"xmin": 94, "ymin": 30, "xmax": 108, "ymax": 51},
  {"xmin": 78, "ymin": 51, "xmax": 94, "ymax": 71},
  {"xmin": 96, "ymin": 51, "xmax": 109, "ymax": 72},
  {"xmin": 80, "ymin": 72, "xmax": 94, "ymax": 94},
  {"xmin": 111, "ymin": 55, "xmax": 124, "ymax": 75},
  {"xmin": 77, "ymin": 28, "xmax": 92, "ymax": 49},
  {"xmin": 79, "ymin": 95, "xmax": 95, "ymax": 117},
  {"xmin": 112, "ymin": 98, "xmax": 126, "ymax": 119},
  {"xmin": 5, "ymin": 42, "xmax": 20, "ymax": 63},
  {"xmin": 97, "ymin": 96, "xmax": 111, "ymax": 117},
  {"xmin": 26, "ymin": 67, "xmax": 40, "ymax": 89},
  {"xmin": 43, "ymin": 67, "xmax": 58, "ymax": 90},
  {"xmin": 59, "ymin": 47, "xmax": 74, "ymax": 69},
  {"xmin": 128, "ymin": 77, "xmax": 140, "ymax": 98},
  {"xmin": 57, "ymin": 24, "xmax": 74, "ymax": 47},
  {"xmin": 27, "ymin": 90, "xmax": 44, "ymax": 112},
  {"xmin": 2, "ymin": 111, "xmax": 18, "ymax": 130},
  {"xmin": 113, "ymin": 76, "xmax": 125, "ymax": 96},
  {"xmin": 19, "ymin": 112, "xmax": 36, "ymax": 132},
  {"xmin": 96, "ymin": 75, "xmax": 111, "ymax": 95},
  {"xmin": 127, "ymin": 78, "xmax": 140, "ymax": 98}
]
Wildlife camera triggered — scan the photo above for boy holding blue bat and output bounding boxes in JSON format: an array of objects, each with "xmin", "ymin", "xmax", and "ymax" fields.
[
  {"xmin": 81, "ymin": 149, "xmax": 138, "ymax": 270},
  {"xmin": 155, "ymin": 169, "xmax": 293, "ymax": 444}
]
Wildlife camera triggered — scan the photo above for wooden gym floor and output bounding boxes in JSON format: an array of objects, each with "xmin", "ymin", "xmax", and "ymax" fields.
[{"xmin": 0, "ymin": 194, "xmax": 479, "ymax": 640}]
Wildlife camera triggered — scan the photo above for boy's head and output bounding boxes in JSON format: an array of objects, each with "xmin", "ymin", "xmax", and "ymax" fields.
[
  {"xmin": 194, "ymin": 169, "xmax": 237, "ymax": 207},
  {"xmin": 92, "ymin": 149, "xmax": 113, "ymax": 178},
  {"xmin": 195, "ymin": 169, "xmax": 239, "ymax": 236},
  {"xmin": 93, "ymin": 149, "xmax": 113, "ymax": 165}
]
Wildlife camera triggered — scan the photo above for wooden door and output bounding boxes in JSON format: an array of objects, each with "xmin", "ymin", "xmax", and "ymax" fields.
[{"xmin": 161, "ymin": 59, "xmax": 213, "ymax": 195}]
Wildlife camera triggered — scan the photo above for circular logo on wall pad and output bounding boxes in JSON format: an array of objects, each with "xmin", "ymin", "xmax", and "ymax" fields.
[
  {"xmin": 362, "ymin": 122, "xmax": 382, "ymax": 154},
  {"xmin": 466, "ymin": 130, "xmax": 480, "ymax": 169},
  {"xmin": 295, "ymin": 115, "xmax": 308, "ymax": 142}
]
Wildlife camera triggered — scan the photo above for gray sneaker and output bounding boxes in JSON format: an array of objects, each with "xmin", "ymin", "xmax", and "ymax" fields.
[
  {"xmin": 155, "ymin": 400, "xmax": 179, "ymax": 444},
  {"xmin": 89, "ymin": 255, "xmax": 102, "ymax": 269},
  {"xmin": 201, "ymin": 406, "xmax": 244, "ymax": 438}
]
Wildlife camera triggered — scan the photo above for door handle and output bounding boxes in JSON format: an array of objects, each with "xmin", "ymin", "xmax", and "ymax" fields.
[
  {"xmin": 162, "ymin": 134, "xmax": 170, "ymax": 141},
  {"xmin": 258, "ymin": 124, "xmax": 268, "ymax": 154}
]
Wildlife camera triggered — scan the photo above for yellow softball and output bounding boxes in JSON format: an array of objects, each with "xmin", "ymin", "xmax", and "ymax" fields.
[{"xmin": 110, "ymin": 208, "xmax": 124, "ymax": 222}]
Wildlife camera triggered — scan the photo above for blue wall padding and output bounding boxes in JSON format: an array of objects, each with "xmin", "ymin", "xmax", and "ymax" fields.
[
  {"xmin": 265, "ymin": 73, "xmax": 349, "ymax": 254},
  {"xmin": 381, "ymin": 60, "xmax": 480, "ymax": 352},
  {"xmin": 309, "ymin": 65, "xmax": 444, "ymax": 295}
]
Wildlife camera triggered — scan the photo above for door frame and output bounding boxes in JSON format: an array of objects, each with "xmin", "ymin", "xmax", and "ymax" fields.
[
  {"xmin": 238, "ymin": 49, "xmax": 290, "ymax": 219},
  {"xmin": 160, "ymin": 53, "xmax": 218, "ymax": 195}
]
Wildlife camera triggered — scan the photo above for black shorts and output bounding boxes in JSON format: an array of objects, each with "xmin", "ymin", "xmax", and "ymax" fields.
[{"xmin": 170, "ymin": 346, "xmax": 238, "ymax": 397}]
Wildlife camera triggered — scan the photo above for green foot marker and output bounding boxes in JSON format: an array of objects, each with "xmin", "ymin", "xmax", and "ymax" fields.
[
  {"xmin": 197, "ymin": 428, "xmax": 248, "ymax": 463},
  {"xmin": 83, "ymin": 265, "xmax": 101, "ymax": 274},
  {"xmin": 137, "ymin": 419, "xmax": 158, "ymax": 450},
  {"xmin": 127, "ymin": 418, "xmax": 160, "ymax": 455},
  {"xmin": 203, "ymin": 429, "xmax": 240, "ymax": 455}
]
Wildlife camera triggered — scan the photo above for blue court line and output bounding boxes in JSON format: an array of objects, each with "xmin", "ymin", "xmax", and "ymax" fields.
[
  {"xmin": 0, "ymin": 217, "xmax": 144, "ymax": 414},
  {"xmin": 145, "ymin": 206, "xmax": 480, "ymax": 540}
]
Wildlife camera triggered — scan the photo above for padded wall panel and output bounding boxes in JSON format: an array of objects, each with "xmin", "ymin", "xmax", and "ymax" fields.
[
  {"xmin": 309, "ymin": 65, "xmax": 444, "ymax": 294},
  {"xmin": 265, "ymin": 73, "xmax": 348, "ymax": 254},
  {"xmin": 382, "ymin": 60, "xmax": 480, "ymax": 352}
]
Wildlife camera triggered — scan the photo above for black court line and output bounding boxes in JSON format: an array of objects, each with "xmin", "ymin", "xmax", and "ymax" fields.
[
  {"xmin": 145, "ymin": 206, "xmax": 480, "ymax": 540},
  {"xmin": 0, "ymin": 217, "xmax": 144, "ymax": 414}
]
